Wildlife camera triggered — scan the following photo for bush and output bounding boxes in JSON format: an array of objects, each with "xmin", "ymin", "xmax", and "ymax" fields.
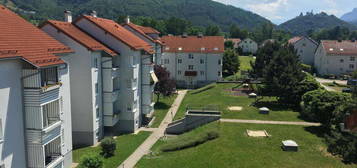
[
  {"xmin": 301, "ymin": 64, "xmax": 313, "ymax": 73},
  {"xmin": 325, "ymin": 128, "xmax": 357, "ymax": 163},
  {"xmin": 100, "ymin": 137, "xmax": 116, "ymax": 158},
  {"xmin": 160, "ymin": 130, "xmax": 219, "ymax": 152},
  {"xmin": 300, "ymin": 89, "xmax": 352, "ymax": 126},
  {"xmin": 79, "ymin": 154, "xmax": 103, "ymax": 168}
]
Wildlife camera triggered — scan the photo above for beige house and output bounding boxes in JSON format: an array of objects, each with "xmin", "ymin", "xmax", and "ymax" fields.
[
  {"xmin": 288, "ymin": 36, "xmax": 318, "ymax": 66},
  {"xmin": 314, "ymin": 40, "xmax": 357, "ymax": 76}
]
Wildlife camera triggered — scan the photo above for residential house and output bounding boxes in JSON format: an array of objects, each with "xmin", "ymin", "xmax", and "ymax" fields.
[
  {"xmin": 0, "ymin": 5, "xmax": 73, "ymax": 168},
  {"xmin": 315, "ymin": 40, "xmax": 357, "ymax": 76},
  {"xmin": 40, "ymin": 11, "xmax": 119, "ymax": 146},
  {"xmin": 225, "ymin": 38, "xmax": 241, "ymax": 49},
  {"xmin": 288, "ymin": 36, "xmax": 318, "ymax": 65},
  {"xmin": 238, "ymin": 38, "xmax": 258, "ymax": 55},
  {"xmin": 73, "ymin": 12, "xmax": 157, "ymax": 133},
  {"xmin": 122, "ymin": 16, "xmax": 164, "ymax": 65},
  {"xmin": 161, "ymin": 35, "xmax": 224, "ymax": 88}
]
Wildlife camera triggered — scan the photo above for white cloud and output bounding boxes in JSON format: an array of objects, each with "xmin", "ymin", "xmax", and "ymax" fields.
[{"xmin": 246, "ymin": 0, "xmax": 288, "ymax": 20}]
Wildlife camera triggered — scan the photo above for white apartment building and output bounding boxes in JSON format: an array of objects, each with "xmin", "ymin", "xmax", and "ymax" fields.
[
  {"xmin": 288, "ymin": 36, "xmax": 318, "ymax": 66},
  {"xmin": 238, "ymin": 38, "xmax": 258, "ymax": 55},
  {"xmin": 0, "ymin": 5, "xmax": 73, "ymax": 168},
  {"xmin": 41, "ymin": 11, "xmax": 119, "ymax": 146},
  {"xmin": 73, "ymin": 13, "xmax": 157, "ymax": 133},
  {"xmin": 161, "ymin": 35, "xmax": 224, "ymax": 88},
  {"xmin": 122, "ymin": 16, "xmax": 164, "ymax": 65},
  {"xmin": 315, "ymin": 40, "xmax": 357, "ymax": 76}
]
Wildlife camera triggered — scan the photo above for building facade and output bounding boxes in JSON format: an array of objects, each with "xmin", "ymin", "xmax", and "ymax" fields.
[
  {"xmin": 161, "ymin": 35, "xmax": 224, "ymax": 88},
  {"xmin": 288, "ymin": 36, "xmax": 318, "ymax": 66},
  {"xmin": 315, "ymin": 40, "xmax": 357, "ymax": 76},
  {"xmin": 0, "ymin": 5, "xmax": 73, "ymax": 168},
  {"xmin": 238, "ymin": 38, "xmax": 258, "ymax": 55},
  {"xmin": 41, "ymin": 13, "xmax": 119, "ymax": 146},
  {"xmin": 73, "ymin": 13, "xmax": 156, "ymax": 133}
]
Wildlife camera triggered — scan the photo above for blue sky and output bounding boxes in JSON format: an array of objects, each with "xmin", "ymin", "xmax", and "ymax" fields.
[{"xmin": 213, "ymin": 0, "xmax": 357, "ymax": 24}]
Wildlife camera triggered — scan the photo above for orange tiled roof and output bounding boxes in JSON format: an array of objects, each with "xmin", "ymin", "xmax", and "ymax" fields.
[
  {"xmin": 0, "ymin": 5, "xmax": 72, "ymax": 67},
  {"xmin": 162, "ymin": 36, "xmax": 224, "ymax": 54},
  {"xmin": 288, "ymin": 36, "xmax": 303, "ymax": 44},
  {"xmin": 43, "ymin": 20, "xmax": 117, "ymax": 56},
  {"xmin": 123, "ymin": 22, "xmax": 163, "ymax": 45},
  {"xmin": 225, "ymin": 38, "xmax": 241, "ymax": 44},
  {"xmin": 322, "ymin": 40, "xmax": 357, "ymax": 56},
  {"xmin": 76, "ymin": 15, "xmax": 154, "ymax": 54}
]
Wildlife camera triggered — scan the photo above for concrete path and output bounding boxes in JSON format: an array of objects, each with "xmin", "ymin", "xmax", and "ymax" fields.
[
  {"xmin": 220, "ymin": 119, "xmax": 321, "ymax": 126},
  {"xmin": 118, "ymin": 90, "xmax": 187, "ymax": 168},
  {"xmin": 315, "ymin": 77, "xmax": 347, "ymax": 92}
]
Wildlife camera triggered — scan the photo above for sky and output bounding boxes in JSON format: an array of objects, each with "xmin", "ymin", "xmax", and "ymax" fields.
[{"xmin": 213, "ymin": 0, "xmax": 357, "ymax": 24}]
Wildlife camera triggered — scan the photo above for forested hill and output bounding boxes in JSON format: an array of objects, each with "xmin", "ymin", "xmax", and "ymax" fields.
[
  {"xmin": 0, "ymin": 0, "xmax": 272, "ymax": 31},
  {"xmin": 278, "ymin": 12, "xmax": 357, "ymax": 36}
]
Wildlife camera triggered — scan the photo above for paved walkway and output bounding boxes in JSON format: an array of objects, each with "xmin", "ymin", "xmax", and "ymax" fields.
[
  {"xmin": 118, "ymin": 90, "xmax": 187, "ymax": 168},
  {"xmin": 220, "ymin": 119, "xmax": 321, "ymax": 126},
  {"xmin": 315, "ymin": 77, "xmax": 347, "ymax": 92}
]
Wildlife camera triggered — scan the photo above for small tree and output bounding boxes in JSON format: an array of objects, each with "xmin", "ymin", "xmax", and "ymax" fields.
[
  {"xmin": 100, "ymin": 137, "xmax": 116, "ymax": 158},
  {"xmin": 223, "ymin": 49, "xmax": 240, "ymax": 77},
  {"xmin": 79, "ymin": 154, "xmax": 103, "ymax": 168},
  {"xmin": 154, "ymin": 65, "xmax": 176, "ymax": 102},
  {"xmin": 224, "ymin": 40, "xmax": 234, "ymax": 49},
  {"xmin": 251, "ymin": 41, "xmax": 280, "ymax": 78}
]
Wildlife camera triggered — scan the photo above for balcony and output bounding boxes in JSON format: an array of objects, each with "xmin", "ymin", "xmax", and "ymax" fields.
[{"xmin": 45, "ymin": 137, "xmax": 63, "ymax": 168}]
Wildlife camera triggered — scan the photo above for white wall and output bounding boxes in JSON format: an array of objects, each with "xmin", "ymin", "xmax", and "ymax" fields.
[
  {"xmin": 0, "ymin": 59, "xmax": 27, "ymax": 168},
  {"xmin": 238, "ymin": 38, "xmax": 258, "ymax": 54},
  {"xmin": 294, "ymin": 38, "xmax": 317, "ymax": 66}
]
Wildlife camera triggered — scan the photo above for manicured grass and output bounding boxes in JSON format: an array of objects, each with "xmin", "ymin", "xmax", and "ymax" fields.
[
  {"xmin": 150, "ymin": 94, "xmax": 178, "ymax": 128},
  {"xmin": 174, "ymin": 83, "xmax": 302, "ymax": 122},
  {"xmin": 224, "ymin": 56, "xmax": 255, "ymax": 81},
  {"xmin": 73, "ymin": 131, "xmax": 151, "ymax": 167},
  {"xmin": 136, "ymin": 122, "xmax": 355, "ymax": 168}
]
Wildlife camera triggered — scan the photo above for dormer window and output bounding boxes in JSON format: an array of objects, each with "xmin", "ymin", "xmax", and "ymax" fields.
[
  {"xmin": 340, "ymin": 48, "xmax": 344, "ymax": 51},
  {"xmin": 178, "ymin": 47, "xmax": 183, "ymax": 51},
  {"xmin": 165, "ymin": 47, "xmax": 170, "ymax": 50},
  {"xmin": 329, "ymin": 48, "xmax": 334, "ymax": 51},
  {"xmin": 214, "ymin": 47, "xmax": 219, "ymax": 51},
  {"xmin": 201, "ymin": 47, "xmax": 205, "ymax": 51}
]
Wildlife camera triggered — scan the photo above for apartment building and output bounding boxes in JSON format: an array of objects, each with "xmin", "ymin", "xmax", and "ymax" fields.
[
  {"xmin": 0, "ymin": 5, "xmax": 73, "ymax": 168},
  {"xmin": 315, "ymin": 40, "xmax": 357, "ymax": 76},
  {"xmin": 161, "ymin": 35, "xmax": 224, "ymax": 88},
  {"xmin": 288, "ymin": 36, "xmax": 318, "ymax": 66},
  {"xmin": 73, "ymin": 12, "xmax": 157, "ymax": 133},
  {"xmin": 122, "ymin": 16, "xmax": 164, "ymax": 65},
  {"xmin": 40, "ymin": 11, "xmax": 119, "ymax": 146},
  {"xmin": 238, "ymin": 38, "xmax": 258, "ymax": 55}
]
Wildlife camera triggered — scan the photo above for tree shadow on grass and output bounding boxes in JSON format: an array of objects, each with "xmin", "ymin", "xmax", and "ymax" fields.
[
  {"xmin": 304, "ymin": 126, "xmax": 327, "ymax": 138},
  {"xmin": 154, "ymin": 102, "xmax": 170, "ymax": 110}
]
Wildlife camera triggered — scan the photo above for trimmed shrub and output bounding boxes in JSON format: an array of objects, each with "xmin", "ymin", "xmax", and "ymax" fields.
[
  {"xmin": 160, "ymin": 130, "xmax": 219, "ymax": 152},
  {"xmin": 79, "ymin": 154, "xmax": 103, "ymax": 168},
  {"xmin": 100, "ymin": 137, "xmax": 116, "ymax": 158}
]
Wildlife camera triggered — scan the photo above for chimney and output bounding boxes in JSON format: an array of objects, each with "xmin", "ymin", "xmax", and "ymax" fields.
[
  {"xmin": 198, "ymin": 32, "xmax": 203, "ymax": 38},
  {"xmin": 126, "ymin": 16, "xmax": 130, "ymax": 24},
  {"xmin": 90, "ymin": 10, "xmax": 97, "ymax": 17},
  {"xmin": 64, "ymin": 10, "xmax": 72, "ymax": 23}
]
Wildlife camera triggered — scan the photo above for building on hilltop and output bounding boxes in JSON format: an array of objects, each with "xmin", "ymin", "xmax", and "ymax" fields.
[
  {"xmin": 161, "ymin": 35, "xmax": 224, "ymax": 89},
  {"xmin": 315, "ymin": 40, "xmax": 357, "ymax": 76},
  {"xmin": 0, "ymin": 5, "xmax": 73, "ymax": 168},
  {"xmin": 288, "ymin": 36, "xmax": 318, "ymax": 66}
]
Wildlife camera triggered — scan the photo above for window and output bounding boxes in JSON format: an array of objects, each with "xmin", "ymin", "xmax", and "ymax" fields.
[
  {"xmin": 164, "ymin": 59, "xmax": 169, "ymax": 64},
  {"xmin": 351, "ymin": 57, "xmax": 355, "ymax": 61},
  {"xmin": 214, "ymin": 47, "xmax": 219, "ymax": 51},
  {"xmin": 126, "ymin": 79, "xmax": 131, "ymax": 88},
  {"xmin": 178, "ymin": 47, "xmax": 183, "ymax": 51},
  {"xmin": 302, "ymin": 43, "xmax": 306, "ymax": 47},
  {"xmin": 40, "ymin": 67, "xmax": 58, "ymax": 87},
  {"xmin": 350, "ymin": 64, "xmax": 355, "ymax": 69},
  {"xmin": 95, "ymin": 83, "xmax": 98, "ymax": 95},
  {"xmin": 189, "ymin": 54, "xmax": 194, "ymax": 59},
  {"xmin": 178, "ymin": 71, "xmax": 182, "ymax": 75},
  {"xmin": 218, "ymin": 59, "xmax": 221, "ymax": 65},
  {"xmin": 96, "ymin": 108, "xmax": 99, "ymax": 118},
  {"xmin": 200, "ymin": 71, "xmax": 204, "ymax": 76},
  {"xmin": 340, "ymin": 59, "xmax": 344, "ymax": 63},
  {"xmin": 218, "ymin": 71, "xmax": 221, "ymax": 76},
  {"xmin": 94, "ymin": 58, "xmax": 98, "ymax": 68},
  {"xmin": 201, "ymin": 47, "xmax": 205, "ymax": 51},
  {"xmin": 200, "ymin": 59, "xmax": 204, "ymax": 64},
  {"xmin": 127, "ymin": 104, "xmax": 132, "ymax": 111},
  {"xmin": 178, "ymin": 59, "xmax": 182, "ymax": 64},
  {"xmin": 188, "ymin": 65, "xmax": 194, "ymax": 70},
  {"xmin": 165, "ymin": 47, "xmax": 170, "ymax": 51}
]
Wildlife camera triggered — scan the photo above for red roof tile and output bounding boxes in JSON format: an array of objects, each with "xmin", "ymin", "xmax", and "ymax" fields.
[
  {"xmin": 0, "ymin": 5, "xmax": 72, "ymax": 67},
  {"xmin": 321, "ymin": 40, "xmax": 357, "ymax": 56},
  {"xmin": 43, "ymin": 20, "xmax": 117, "ymax": 56},
  {"xmin": 288, "ymin": 36, "xmax": 303, "ymax": 44},
  {"xmin": 162, "ymin": 36, "xmax": 224, "ymax": 54},
  {"xmin": 225, "ymin": 38, "xmax": 241, "ymax": 44},
  {"xmin": 123, "ymin": 23, "xmax": 163, "ymax": 45},
  {"xmin": 76, "ymin": 15, "xmax": 153, "ymax": 54}
]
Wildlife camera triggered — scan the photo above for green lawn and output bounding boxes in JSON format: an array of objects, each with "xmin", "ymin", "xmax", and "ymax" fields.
[
  {"xmin": 136, "ymin": 122, "xmax": 355, "ymax": 168},
  {"xmin": 73, "ymin": 131, "xmax": 151, "ymax": 167},
  {"xmin": 174, "ymin": 83, "xmax": 302, "ymax": 122},
  {"xmin": 150, "ymin": 94, "xmax": 178, "ymax": 128},
  {"xmin": 224, "ymin": 56, "xmax": 255, "ymax": 81}
]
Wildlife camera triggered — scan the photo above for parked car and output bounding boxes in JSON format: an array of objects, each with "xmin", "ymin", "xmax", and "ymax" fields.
[{"xmin": 347, "ymin": 79, "xmax": 357, "ymax": 86}]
